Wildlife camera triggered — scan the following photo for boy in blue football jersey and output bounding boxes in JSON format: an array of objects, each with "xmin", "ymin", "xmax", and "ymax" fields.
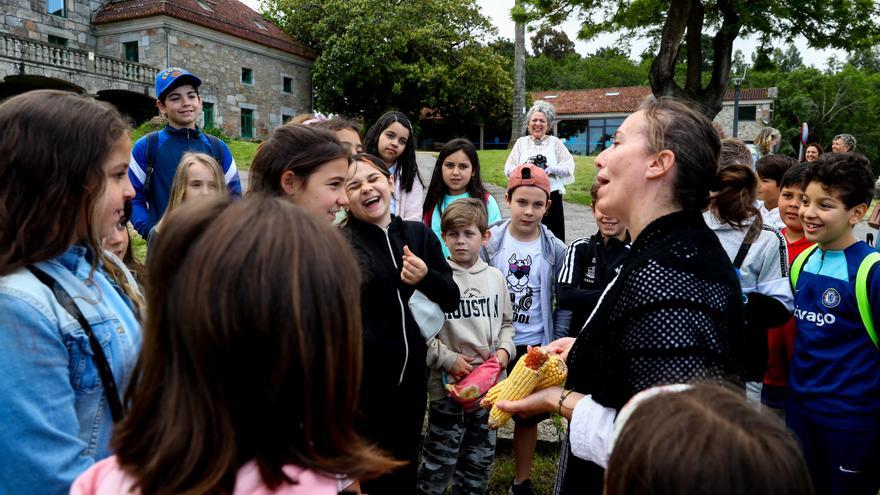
[{"xmin": 788, "ymin": 152, "xmax": 880, "ymax": 495}]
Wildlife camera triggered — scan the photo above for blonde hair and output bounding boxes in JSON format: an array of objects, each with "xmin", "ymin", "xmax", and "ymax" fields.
[
  {"xmin": 754, "ymin": 127, "xmax": 781, "ymax": 156},
  {"xmin": 155, "ymin": 153, "xmax": 227, "ymax": 232}
]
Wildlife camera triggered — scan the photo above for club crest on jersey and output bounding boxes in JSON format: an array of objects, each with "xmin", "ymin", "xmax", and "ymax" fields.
[{"xmin": 821, "ymin": 288, "xmax": 841, "ymax": 309}]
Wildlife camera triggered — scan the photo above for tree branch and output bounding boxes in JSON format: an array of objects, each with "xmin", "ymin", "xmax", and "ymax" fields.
[
  {"xmin": 701, "ymin": 0, "xmax": 740, "ymax": 117},
  {"xmin": 649, "ymin": 0, "xmax": 693, "ymax": 99},
  {"xmin": 684, "ymin": 0, "xmax": 704, "ymax": 97}
]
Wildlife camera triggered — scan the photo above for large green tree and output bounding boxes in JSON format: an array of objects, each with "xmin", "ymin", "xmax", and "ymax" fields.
[
  {"xmin": 527, "ymin": 51, "xmax": 648, "ymax": 90},
  {"xmin": 748, "ymin": 65, "xmax": 880, "ymax": 171},
  {"xmin": 522, "ymin": 0, "xmax": 880, "ymax": 118},
  {"xmin": 531, "ymin": 26, "xmax": 576, "ymax": 59},
  {"xmin": 261, "ymin": 0, "xmax": 511, "ymax": 125}
]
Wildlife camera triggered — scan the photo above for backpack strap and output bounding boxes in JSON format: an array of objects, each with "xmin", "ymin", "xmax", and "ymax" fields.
[
  {"xmin": 205, "ymin": 134, "xmax": 224, "ymax": 166},
  {"xmin": 790, "ymin": 244, "xmax": 819, "ymax": 293},
  {"xmin": 855, "ymin": 252, "xmax": 880, "ymax": 349},
  {"xmin": 423, "ymin": 208, "xmax": 432, "ymax": 227},
  {"xmin": 733, "ymin": 221, "xmax": 762, "ymax": 269},
  {"xmin": 142, "ymin": 130, "xmax": 160, "ymax": 201},
  {"xmin": 27, "ymin": 266, "xmax": 125, "ymax": 421}
]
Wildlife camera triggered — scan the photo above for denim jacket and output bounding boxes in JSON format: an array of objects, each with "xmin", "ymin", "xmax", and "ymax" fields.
[{"xmin": 0, "ymin": 246, "xmax": 141, "ymax": 495}]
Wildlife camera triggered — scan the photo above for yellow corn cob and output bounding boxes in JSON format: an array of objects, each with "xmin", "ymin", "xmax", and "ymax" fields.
[
  {"xmin": 487, "ymin": 347, "xmax": 548, "ymax": 430},
  {"xmin": 481, "ymin": 354, "xmax": 527, "ymax": 408},
  {"xmin": 535, "ymin": 355, "xmax": 568, "ymax": 390}
]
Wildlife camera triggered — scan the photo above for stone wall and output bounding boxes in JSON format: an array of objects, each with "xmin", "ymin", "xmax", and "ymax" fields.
[
  {"xmin": 714, "ymin": 101, "xmax": 774, "ymax": 142},
  {"xmin": 94, "ymin": 18, "xmax": 313, "ymax": 139},
  {"xmin": 3, "ymin": 0, "xmax": 103, "ymax": 49}
]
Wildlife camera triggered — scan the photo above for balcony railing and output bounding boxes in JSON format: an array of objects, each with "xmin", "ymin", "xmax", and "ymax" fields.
[{"xmin": 1, "ymin": 33, "xmax": 156, "ymax": 85}]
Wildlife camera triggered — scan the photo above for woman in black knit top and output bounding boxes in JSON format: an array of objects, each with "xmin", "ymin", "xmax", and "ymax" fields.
[{"xmin": 496, "ymin": 98, "xmax": 744, "ymax": 494}]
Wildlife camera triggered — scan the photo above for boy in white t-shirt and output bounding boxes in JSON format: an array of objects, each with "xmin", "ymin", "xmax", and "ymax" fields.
[{"xmin": 484, "ymin": 164, "xmax": 571, "ymax": 495}]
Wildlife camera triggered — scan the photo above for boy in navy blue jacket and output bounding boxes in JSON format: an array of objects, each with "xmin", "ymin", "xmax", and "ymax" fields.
[
  {"xmin": 787, "ymin": 152, "xmax": 880, "ymax": 495},
  {"xmin": 557, "ymin": 180, "xmax": 629, "ymax": 336},
  {"xmin": 129, "ymin": 67, "xmax": 241, "ymax": 237}
]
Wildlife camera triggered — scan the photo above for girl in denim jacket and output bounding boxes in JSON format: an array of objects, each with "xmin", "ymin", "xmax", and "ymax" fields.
[{"xmin": 0, "ymin": 90, "xmax": 142, "ymax": 495}]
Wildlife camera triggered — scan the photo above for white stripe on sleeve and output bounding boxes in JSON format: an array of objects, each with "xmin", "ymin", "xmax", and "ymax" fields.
[
  {"xmin": 225, "ymin": 158, "xmax": 238, "ymax": 183},
  {"xmin": 129, "ymin": 154, "xmax": 146, "ymax": 183}
]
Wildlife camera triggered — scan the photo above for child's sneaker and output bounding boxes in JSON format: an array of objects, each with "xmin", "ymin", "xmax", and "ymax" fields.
[{"xmin": 509, "ymin": 479, "xmax": 535, "ymax": 495}]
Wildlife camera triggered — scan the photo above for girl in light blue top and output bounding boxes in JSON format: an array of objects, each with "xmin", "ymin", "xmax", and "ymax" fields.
[
  {"xmin": 0, "ymin": 90, "xmax": 142, "ymax": 495},
  {"xmin": 422, "ymin": 139, "xmax": 501, "ymax": 257}
]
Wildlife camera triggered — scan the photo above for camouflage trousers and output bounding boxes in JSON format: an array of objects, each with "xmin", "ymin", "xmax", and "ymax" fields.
[{"xmin": 417, "ymin": 397, "xmax": 497, "ymax": 495}]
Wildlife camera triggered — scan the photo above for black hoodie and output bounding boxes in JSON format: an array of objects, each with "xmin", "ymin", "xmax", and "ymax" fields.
[{"xmin": 343, "ymin": 214, "xmax": 459, "ymax": 491}]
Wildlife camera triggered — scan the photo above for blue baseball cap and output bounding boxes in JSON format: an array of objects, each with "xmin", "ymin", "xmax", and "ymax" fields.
[{"xmin": 155, "ymin": 67, "xmax": 202, "ymax": 100}]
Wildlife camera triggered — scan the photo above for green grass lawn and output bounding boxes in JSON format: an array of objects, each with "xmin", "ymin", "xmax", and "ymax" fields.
[
  {"xmin": 228, "ymin": 139, "xmax": 260, "ymax": 170},
  {"xmin": 477, "ymin": 150, "xmax": 597, "ymax": 206}
]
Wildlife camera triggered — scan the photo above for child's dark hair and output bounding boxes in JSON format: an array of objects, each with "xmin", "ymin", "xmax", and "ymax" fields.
[
  {"xmin": 780, "ymin": 162, "xmax": 812, "ymax": 190},
  {"xmin": 363, "ymin": 111, "xmax": 422, "ymax": 192},
  {"xmin": 755, "ymin": 154, "xmax": 798, "ymax": 184},
  {"xmin": 249, "ymin": 124, "xmax": 350, "ymax": 195},
  {"xmin": 113, "ymin": 196, "xmax": 399, "ymax": 494},
  {"xmin": 802, "ymin": 152, "xmax": 875, "ymax": 208},
  {"xmin": 440, "ymin": 198, "xmax": 489, "ymax": 234},
  {"xmin": 710, "ymin": 164, "xmax": 763, "ymax": 241},
  {"xmin": 423, "ymin": 139, "xmax": 488, "ymax": 217},
  {"xmin": 0, "ymin": 90, "xmax": 130, "ymax": 276},
  {"xmin": 589, "ymin": 180, "xmax": 600, "ymax": 208},
  {"xmin": 606, "ymin": 384, "xmax": 813, "ymax": 495}
]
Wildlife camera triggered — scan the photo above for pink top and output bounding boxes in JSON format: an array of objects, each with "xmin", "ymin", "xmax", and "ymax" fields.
[{"xmin": 71, "ymin": 456, "xmax": 338, "ymax": 495}]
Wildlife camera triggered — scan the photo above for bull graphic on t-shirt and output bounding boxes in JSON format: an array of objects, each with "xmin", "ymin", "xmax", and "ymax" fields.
[{"xmin": 507, "ymin": 254, "xmax": 534, "ymax": 314}]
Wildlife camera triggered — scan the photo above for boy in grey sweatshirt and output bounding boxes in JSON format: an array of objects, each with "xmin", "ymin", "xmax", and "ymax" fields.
[{"xmin": 418, "ymin": 198, "xmax": 516, "ymax": 495}]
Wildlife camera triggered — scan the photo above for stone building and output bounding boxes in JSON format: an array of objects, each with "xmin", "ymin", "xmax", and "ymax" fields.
[
  {"xmin": 530, "ymin": 86, "xmax": 777, "ymax": 156},
  {"xmin": 1, "ymin": 0, "xmax": 315, "ymax": 138}
]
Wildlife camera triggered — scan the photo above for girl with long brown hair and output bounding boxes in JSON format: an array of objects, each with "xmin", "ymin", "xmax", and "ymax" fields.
[
  {"xmin": 72, "ymin": 196, "xmax": 398, "ymax": 494},
  {"xmin": 0, "ymin": 90, "xmax": 141, "ymax": 494}
]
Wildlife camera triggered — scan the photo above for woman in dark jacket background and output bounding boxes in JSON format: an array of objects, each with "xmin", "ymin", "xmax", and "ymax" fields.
[{"xmin": 343, "ymin": 153, "xmax": 459, "ymax": 493}]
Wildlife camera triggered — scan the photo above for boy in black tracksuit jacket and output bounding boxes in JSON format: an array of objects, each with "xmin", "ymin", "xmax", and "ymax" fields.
[
  {"xmin": 557, "ymin": 184, "xmax": 629, "ymax": 336},
  {"xmin": 343, "ymin": 214, "xmax": 459, "ymax": 493}
]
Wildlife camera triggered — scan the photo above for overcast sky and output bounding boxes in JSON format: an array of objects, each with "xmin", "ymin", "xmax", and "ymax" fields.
[{"xmin": 242, "ymin": 0, "xmax": 847, "ymax": 71}]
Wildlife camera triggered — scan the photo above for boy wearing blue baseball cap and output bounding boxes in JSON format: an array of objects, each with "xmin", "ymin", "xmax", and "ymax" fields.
[{"xmin": 128, "ymin": 67, "xmax": 242, "ymax": 238}]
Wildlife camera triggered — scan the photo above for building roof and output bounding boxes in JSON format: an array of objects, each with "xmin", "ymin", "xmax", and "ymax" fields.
[
  {"xmin": 531, "ymin": 86, "xmax": 774, "ymax": 115},
  {"xmin": 94, "ymin": 0, "xmax": 315, "ymax": 60}
]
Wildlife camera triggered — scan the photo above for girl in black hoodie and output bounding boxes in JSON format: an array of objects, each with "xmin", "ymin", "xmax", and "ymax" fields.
[{"xmin": 343, "ymin": 153, "xmax": 459, "ymax": 493}]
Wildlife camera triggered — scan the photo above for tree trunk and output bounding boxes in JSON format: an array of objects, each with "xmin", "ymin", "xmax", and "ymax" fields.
[
  {"xmin": 510, "ymin": 0, "xmax": 526, "ymax": 147},
  {"xmin": 648, "ymin": 0, "xmax": 740, "ymax": 120}
]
